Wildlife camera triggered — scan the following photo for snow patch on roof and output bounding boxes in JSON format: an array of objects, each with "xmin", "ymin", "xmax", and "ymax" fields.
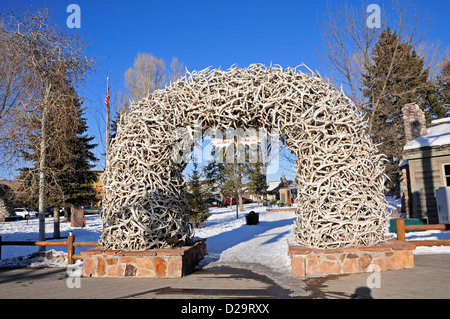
[{"xmin": 404, "ymin": 120, "xmax": 450, "ymax": 151}]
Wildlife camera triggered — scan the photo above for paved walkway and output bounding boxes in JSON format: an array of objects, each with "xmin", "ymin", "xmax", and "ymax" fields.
[
  {"xmin": 0, "ymin": 266, "xmax": 292, "ymax": 299},
  {"xmin": 308, "ymin": 254, "xmax": 450, "ymax": 299},
  {"xmin": 1, "ymin": 254, "xmax": 450, "ymax": 299}
]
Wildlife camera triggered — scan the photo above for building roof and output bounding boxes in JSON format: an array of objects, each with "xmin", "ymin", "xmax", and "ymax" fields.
[
  {"xmin": 266, "ymin": 181, "xmax": 281, "ymax": 192},
  {"xmin": 404, "ymin": 118, "xmax": 450, "ymax": 151}
]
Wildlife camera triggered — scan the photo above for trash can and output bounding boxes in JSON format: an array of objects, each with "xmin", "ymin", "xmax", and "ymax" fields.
[{"xmin": 246, "ymin": 211, "xmax": 259, "ymax": 225}]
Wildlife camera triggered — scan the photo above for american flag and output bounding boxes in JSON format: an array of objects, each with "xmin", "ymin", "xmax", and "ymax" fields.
[{"xmin": 105, "ymin": 78, "xmax": 110, "ymax": 117}]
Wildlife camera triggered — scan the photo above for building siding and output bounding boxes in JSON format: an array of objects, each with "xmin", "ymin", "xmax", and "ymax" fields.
[{"xmin": 405, "ymin": 149, "xmax": 450, "ymax": 224}]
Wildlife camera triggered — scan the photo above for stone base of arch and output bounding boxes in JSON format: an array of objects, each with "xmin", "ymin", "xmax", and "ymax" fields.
[
  {"xmin": 288, "ymin": 240, "xmax": 416, "ymax": 277},
  {"xmin": 81, "ymin": 239, "xmax": 207, "ymax": 278}
]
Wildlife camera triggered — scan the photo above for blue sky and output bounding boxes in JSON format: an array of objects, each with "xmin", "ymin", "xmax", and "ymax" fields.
[{"xmin": 1, "ymin": 0, "xmax": 450, "ymax": 181}]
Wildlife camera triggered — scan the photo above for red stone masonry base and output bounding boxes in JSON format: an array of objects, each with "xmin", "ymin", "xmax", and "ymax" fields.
[
  {"xmin": 81, "ymin": 239, "xmax": 207, "ymax": 278},
  {"xmin": 288, "ymin": 240, "xmax": 416, "ymax": 277}
]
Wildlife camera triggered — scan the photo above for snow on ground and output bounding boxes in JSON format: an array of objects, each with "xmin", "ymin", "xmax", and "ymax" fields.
[
  {"xmin": 193, "ymin": 204, "xmax": 311, "ymax": 295},
  {"xmin": 0, "ymin": 214, "xmax": 102, "ymax": 268},
  {"xmin": 1, "ymin": 198, "xmax": 450, "ymax": 286},
  {"xmin": 194, "ymin": 203, "xmax": 295, "ymax": 272}
]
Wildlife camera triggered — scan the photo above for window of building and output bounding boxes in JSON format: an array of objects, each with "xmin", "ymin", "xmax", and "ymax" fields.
[{"xmin": 444, "ymin": 164, "xmax": 450, "ymax": 186}]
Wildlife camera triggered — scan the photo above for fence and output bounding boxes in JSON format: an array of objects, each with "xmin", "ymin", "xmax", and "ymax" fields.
[
  {"xmin": 395, "ymin": 219, "xmax": 450, "ymax": 246},
  {"xmin": 0, "ymin": 231, "xmax": 97, "ymax": 264}
]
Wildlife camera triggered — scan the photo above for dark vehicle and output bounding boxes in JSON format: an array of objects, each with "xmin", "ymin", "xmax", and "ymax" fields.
[
  {"xmin": 45, "ymin": 208, "xmax": 60, "ymax": 217},
  {"xmin": 204, "ymin": 197, "xmax": 222, "ymax": 207}
]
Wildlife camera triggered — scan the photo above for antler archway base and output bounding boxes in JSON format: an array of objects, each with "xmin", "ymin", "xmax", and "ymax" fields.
[{"xmin": 99, "ymin": 64, "xmax": 389, "ymax": 251}]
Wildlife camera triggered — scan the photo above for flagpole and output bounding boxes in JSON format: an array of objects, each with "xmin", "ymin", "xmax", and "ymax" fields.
[{"xmin": 105, "ymin": 77, "xmax": 110, "ymax": 169}]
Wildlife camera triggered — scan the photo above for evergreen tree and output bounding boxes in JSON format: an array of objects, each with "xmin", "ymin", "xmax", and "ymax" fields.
[
  {"xmin": 62, "ymin": 103, "xmax": 98, "ymax": 207},
  {"xmin": 109, "ymin": 101, "xmax": 130, "ymax": 142},
  {"xmin": 427, "ymin": 59, "xmax": 450, "ymax": 120},
  {"xmin": 222, "ymin": 142, "xmax": 262, "ymax": 212},
  {"xmin": 203, "ymin": 160, "xmax": 227, "ymax": 202},
  {"xmin": 223, "ymin": 161, "xmax": 247, "ymax": 212},
  {"xmin": 203, "ymin": 135, "xmax": 268, "ymax": 210},
  {"xmin": 187, "ymin": 162, "xmax": 210, "ymax": 227},
  {"xmin": 363, "ymin": 27, "xmax": 434, "ymax": 195},
  {"xmin": 442, "ymin": 59, "xmax": 450, "ymax": 102},
  {"xmin": 246, "ymin": 161, "xmax": 267, "ymax": 203},
  {"xmin": 17, "ymin": 84, "xmax": 98, "ymax": 210}
]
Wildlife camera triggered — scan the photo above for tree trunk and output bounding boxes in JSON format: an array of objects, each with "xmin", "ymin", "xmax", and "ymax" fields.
[
  {"xmin": 239, "ymin": 192, "xmax": 244, "ymax": 212},
  {"xmin": 235, "ymin": 190, "xmax": 239, "ymax": 219},
  {"xmin": 38, "ymin": 95, "xmax": 48, "ymax": 250},
  {"xmin": 53, "ymin": 206, "xmax": 60, "ymax": 239}
]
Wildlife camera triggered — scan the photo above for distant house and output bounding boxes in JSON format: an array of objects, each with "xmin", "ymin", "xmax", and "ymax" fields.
[
  {"xmin": 402, "ymin": 104, "xmax": 450, "ymax": 224},
  {"xmin": 266, "ymin": 178, "xmax": 297, "ymax": 204},
  {"xmin": 266, "ymin": 181, "xmax": 281, "ymax": 201},
  {"xmin": 91, "ymin": 170, "xmax": 105, "ymax": 206}
]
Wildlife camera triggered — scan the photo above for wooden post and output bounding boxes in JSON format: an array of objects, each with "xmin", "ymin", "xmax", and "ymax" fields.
[
  {"xmin": 0, "ymin": 236, "xmax": 2, "ymax": 260},
  {"xmin": 396, "ymin": 219, "xmax": 406, "ymax": 241},
  {"xmin": 68, "ymin": 232, "xmax": 74, "ymax": 264}
]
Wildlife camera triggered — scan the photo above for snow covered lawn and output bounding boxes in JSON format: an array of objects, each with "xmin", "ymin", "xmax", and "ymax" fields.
[
  {"xmin": 194, "ymin": 204, "xmax": 296, "ymax": 272},
  {"xmin": 0, "ymin": 215, "xmax": 102, "ymax": 267},
  {"xmin": 1, "ymin": 200, "xmax": 450, "ymax": 271}
]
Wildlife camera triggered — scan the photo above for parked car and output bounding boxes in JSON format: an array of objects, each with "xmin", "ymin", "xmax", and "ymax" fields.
[
  {"xmin": 225, "ymin": 197, "xmax": 253, "ymax": 205},
  {"xmin": 45, "ymin": 208, "xmax": 65, "ymax": 217},
  {"xmin": 204, "ymin": 197, "xmax": 222, "ymax": 207},
  {"xmin": 225, "ymin": 198, "xmax": 237, "ymax": 205},
  {"xmin": 14, "ymin": 208, "xmax": 38, "ymax": 219}
]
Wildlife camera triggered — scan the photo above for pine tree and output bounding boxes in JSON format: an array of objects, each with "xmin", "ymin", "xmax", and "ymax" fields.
[
  {"xmin": 441, "ymin": 59, "xmax": 450, "ymax": 111},
  {"xmin": 61, "ymin": 103, "xmax": 98, "ymax": 207},
  {"xmin": 222, "ymin": 144, "xmax": 261, "ymax": 212},
  {"xmin": 17, "ymin": 84, "xmax": 98, "ymax": 210},
  {"xmin": 363, "ymin": 27, "xmax": 434, "ymax": 195},
  {"xmin": 223, "ymin": 161, "xmax": 247, "ymax": 212},
  {"xmin": 427, "ymin": 59, "xmax": 450, "ymax": 119},
  {"xmin": 246, "ymin": 161, "xmax": 267, "ymax": 203},
  {"xmin": 109, "ymin": 101, "xmax": 130, "ymax": 142},
  {"xmin": 203, "ymin": 160, "xmax": 226, "ymax": 202},
  {"xmin": 187, "ymin": 162, "xmax": 210, "ymax": 227}
]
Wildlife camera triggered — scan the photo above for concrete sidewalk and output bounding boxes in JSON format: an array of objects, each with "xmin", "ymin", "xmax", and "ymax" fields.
[
  {"xmin": 305, "ymin": 254, "xmax": 450, "ymax": 299},
  {"xmin": 1, "ymin": 254, "xmax": 450, "ymax": 299},
  {"xmin": 0, "ymin": 266, "xmax": 293, "ymax": 299}
]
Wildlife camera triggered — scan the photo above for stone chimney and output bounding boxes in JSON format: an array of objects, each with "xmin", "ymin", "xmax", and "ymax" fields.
[
  {"xmin": 401, "ymin": 103, "xmax": 427, "ymax": 218},
  {"xmin": 402, "ymin": 103, "xmax": 427, "ymax": 143}
]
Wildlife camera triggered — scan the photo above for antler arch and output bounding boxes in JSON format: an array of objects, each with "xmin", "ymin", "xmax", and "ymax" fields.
[{"xmin": 100, "ymin": 64, "xmax": 388, "ymax": 250}]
